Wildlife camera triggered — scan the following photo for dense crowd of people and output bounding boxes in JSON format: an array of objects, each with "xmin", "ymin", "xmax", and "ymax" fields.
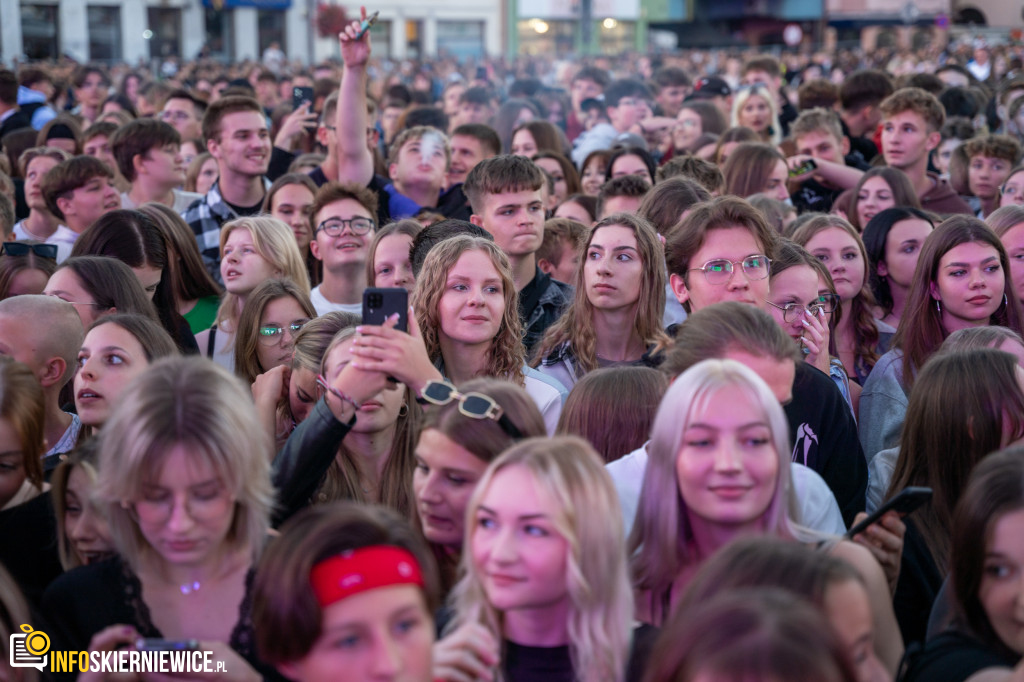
[{"xmin": 1, "ymin": 13, "xmax": 1024, "ymax": 682}]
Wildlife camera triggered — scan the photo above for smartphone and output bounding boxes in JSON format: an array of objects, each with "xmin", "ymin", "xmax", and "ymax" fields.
[
  {"xmin": 355, "ymin": 11, "xmax": 379, "ymax": 40},
  {"xmin": 845, "ymin": 486, "xmax": 932, "ymax": 539},
  {"xmin": 136, "ymin": 639, "xmax": 200, "ymax": 652},
  {"xmin": 292, "ymin": 86, "xmax": 314, "ymax": 111},
  {"xmin": 362, "ymin": 287, "xmax": 408, "ymax": 332},
  {"xmin": 789, "ymin": 158, "xmax": 817, "ymax": 177}
]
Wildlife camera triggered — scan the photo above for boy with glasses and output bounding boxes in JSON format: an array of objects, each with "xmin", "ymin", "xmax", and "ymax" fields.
[
  {"xmin": 159, "ymin": 90, "xmax": 206, "ymax": 142},
  {"xmin": 308, "ymin": 182, "xmax": 378, "ymax": 316}
]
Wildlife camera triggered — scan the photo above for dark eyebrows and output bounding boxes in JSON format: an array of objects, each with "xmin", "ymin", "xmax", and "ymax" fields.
[{"xmin": 945, "ymin": 256, "xmax": 999, "ymax": 267}]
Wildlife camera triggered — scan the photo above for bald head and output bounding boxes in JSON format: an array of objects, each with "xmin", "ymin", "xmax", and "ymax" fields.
[{"xmin": 0, "ymin": 295, "xmax": 83, "ymax": 387}]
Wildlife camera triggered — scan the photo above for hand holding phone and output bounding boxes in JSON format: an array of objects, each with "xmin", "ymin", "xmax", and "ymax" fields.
[
  {"xmin": 292, "ymin": 86, "xmax": 314, "ymax": 111},
  {"xmin": 845, "ymin": 486, "xmax": 932, "ymax": 539},
  {"xmin": 789, "ymin": 158, "xmax": 817, "ymax": 178}
]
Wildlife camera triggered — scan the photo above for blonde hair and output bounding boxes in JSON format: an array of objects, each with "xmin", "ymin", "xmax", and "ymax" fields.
[
  {"xmin": 450, "ymin": 436, "xmax": 634, "ymax": 682},
  {"xmin": 412, "ymin": 236, "xmax": 525, "ymax": 385},
  {"xmin": 731, "ymin": 86, "xmax": 781, "ymax": 146},
  {"xmin": 95, "ymin": 356, "xmax": 275, "ymax": 571},
  {"xmin": 532, "ymin": 213, "xmax": 670, "ymax": 373},
  {"xmin": 216, "ymin": 216, "xmax": 310, "ymax": 330},
  {"xmin": 628, "ymin": 359, "xmax": 809, "ymax": 621}
]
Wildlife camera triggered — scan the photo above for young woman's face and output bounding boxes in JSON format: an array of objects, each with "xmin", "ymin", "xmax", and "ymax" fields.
[
  {"xmin": 676, "ymin": 384, "xmax": 779, "ymax": 531},
  {"xmin": 134, "ymin": 444, "xmax": 235, "ymax": 567},
  {"xmin": 45, "ymin": 268, "xmax": 105, "ymax": 328},
  {"xmin": 256, "ymin": 296, "xmax": 309, "ymax": 374},
  {"xmin": 978, "ymin": 507, "xmax": 1024, "ymax": 656},
  {"xmin": 510, "ymin": 129, "xmax": 538, "ymax": 157},
  {"xmin": 270, "ymin": 184, "xmax": 315, "ymax": 254},
  {"xmin": 931, "ymin": 241, "xmax": 1005, "ymax": 330},
  {"xmin": 373, "ymin": 234, "xmax": 416, "ymax": 291},
  {"xmin": 584, "ymin": 225, "xmax": 643, "ymax": 313},
  {"xmin": 196, "ymin": 157, "xmax": 219, "ymax": 196},
  {"xmin": 282, "ymin": 585, "xmax": 434, "ymax": 682},
  {"xmin": 437, "ymin": 250, "xmax": 505, "ymax": 349},
  {"xmin": 470, "ymin": 464, "xmax": 570, "ymax": 616},
  {"xmin": 288, "ymin": 366, "xmax": 319, "ymax": 425},
  {"xmin": 999, "ymin": 223, "xmax": 1024, "ymax": 303},
  {"xmin": 822, "ymin": 579, "xmax": 889, "ymax": 682},
  {"xmin": 933, "ymin": 138, "xmax": 962, "ymax": 176},
  {"xmin": 132, "ymin": 265, "xmax": 162, "ymax": 300},
  {"xmin": 673, "ymin": 108, "xmax": 703, "ymax": 151},
  {"xmin": 738, "ymin": 93, "xmax": 771, "ymax": 133},
  {"xmin": 534, "ymin": 158, "xmax": 567, "ymax": 206},
  {"xmin": 413, "ymin": 428, "xmax": 489, "ymax": 548},
  {"xmin": 805, "ymin": 228, "xmax": 866, "ymax": 302},
  {"xmin": 610, "ymin": 154, "xmax": 653, "ymax": 185},
  {"xmin": 553, "ymin": 200, "xmax": 592, "ymax": 226},
  {"xmin": 879, "ymin": 218, "xmax": 933, "ymax": 293},
  {"xmin": 64, "ymin": 465, "xmax": 115, "ymax": 565},
  {"xmin": 74, "ymin": 322, "xmax": 151, "ymax": 427},
  {"xmin": 221, "ymin": 228, "xmax": 280, "ymax": 297},
  {"xmin": 1000, "ymin": 169, "xmax": 1024, "ymax": 208},
  {"xmin": 581, "ymin": 158, "xmax": 606, "ymax": 197},
  {"xmin": 0, "ymin": 417, "xmax": 27, "ymax": 509},
  {"xmin": 762, "ymin": 159, "xmax": 790, "ymax": 202},
  {"xmin": 767, "ymin": 264, "xmax": 820, "ymax": 344},
  {"xmin": 323, "ymin": 339, "xmax": 405, "ymax": 435},
  {"xmin": 856, "ymin": 177, "xmax": 895, "ymax": 229}
]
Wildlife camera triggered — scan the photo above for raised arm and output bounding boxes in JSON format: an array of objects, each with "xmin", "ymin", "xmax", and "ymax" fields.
[{"xmin": 336, "ymin": 6, "xmax": 375, "ymax": 187}]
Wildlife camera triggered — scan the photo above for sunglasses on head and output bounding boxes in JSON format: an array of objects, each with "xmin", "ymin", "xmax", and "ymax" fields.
[
  {"xmin": 1, "ymin": 242, "xmax": 58, "ymax": 260},
  {"xmin": 417, "ymin": 380, "xmax": 524, "ymax": 440}
]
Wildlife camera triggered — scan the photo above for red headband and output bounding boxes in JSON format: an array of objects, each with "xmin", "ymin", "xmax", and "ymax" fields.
[{"xmin": 311, "ymin": 546, "xmax": 425, "ymax": 607}]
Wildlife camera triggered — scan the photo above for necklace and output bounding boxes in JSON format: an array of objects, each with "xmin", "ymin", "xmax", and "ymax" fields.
[{"xmin": 179, "ymin": 581, "xmax": 201, "ymax": 595}]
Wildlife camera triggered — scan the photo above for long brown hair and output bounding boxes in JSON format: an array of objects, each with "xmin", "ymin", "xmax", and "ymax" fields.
[
  {"xmin": 848, "ymin": 167, "xmax": 921, "ymax": 231},
  {"xmin": 532, "ymin": 213, "xmax": 670, "ymax": 373},
  {"xmin": 412, "ymin": 236, "xmax": 525, "ymax": 385},
  {"xmin": 885, "ymin": 348, "xmax": 1024, "ymax": 573},
  {"xmin": 234, "ymin": 279, "xmax": 316, "ymax": 385},
  {"xmin": 892, "ymin": 215, "xmax": 1024, "ymax": 389},
  {"xmin": 722, "ymin": 142, "xmax": 786, "ymax": 199}
]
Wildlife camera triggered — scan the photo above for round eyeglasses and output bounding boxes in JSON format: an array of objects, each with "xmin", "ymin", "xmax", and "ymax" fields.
[
  {"xmin": 316, "ymin": 216, "xmax": 376, "ymax": 237},
  {"xmin": 765, "ymin": 293, "xmax": 841, "ymax": 323},
  {"xmin": 258, "ymin": 320, "xmax": 307, "ymax": 345},
  {"xmin": 688, "ymin": 255, "xmax": 771, "ymax": 285}
]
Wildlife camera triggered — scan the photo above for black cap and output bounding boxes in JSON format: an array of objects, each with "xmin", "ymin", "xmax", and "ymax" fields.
[{"xmin": 687, "ymin": 76, "xmax": 731, "ymax": 100}]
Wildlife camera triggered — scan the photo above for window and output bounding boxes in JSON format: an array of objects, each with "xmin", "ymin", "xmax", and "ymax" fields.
[
  {"xmin": 87, "ymin": 6, "xmax": 122, "ymax": 62},
  {"xmin": 437, "ymin": 21, "xmax": 485, "ymax": 59},
  {"xmin": 147, "ymin": 8, "xmax": 182, "ymax": 60},
  {"xmin": 20, "ymin": 4, "xmax": 59, "ymax": 62},
  {"xmin": 204, "ymin": 7, "xmax": 234, "ymax": 61},
  {"xmin": 257, "ymin": 10, "xmax": 286, "ymax": 55}
]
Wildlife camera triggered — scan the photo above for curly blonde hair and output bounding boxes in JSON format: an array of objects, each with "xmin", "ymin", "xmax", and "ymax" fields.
[
  {"xmin": 412, "ymin": 236, "xmax": 525, "ymax": 385},
  {"xmin": 532, "ymin": 213, "xmax": 670, "ymax": 373}
]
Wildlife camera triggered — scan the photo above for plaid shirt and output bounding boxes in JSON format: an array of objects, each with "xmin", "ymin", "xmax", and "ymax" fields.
[{"xmin": 181, "ymin": 179, "xmax": 270, "ymax": 285}]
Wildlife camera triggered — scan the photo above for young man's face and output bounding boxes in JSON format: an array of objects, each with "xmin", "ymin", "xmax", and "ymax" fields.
[
  {"xmin": 742, "ymin": 69, "xmax": 780, "ymax": 93},
  {"xmin": 881, "ymin": 110, "xmax": 939, "ymax": 172},
  {"xmin": 470, "ymin": 188, "xmax": 545, "ymax": 260},
  {"xmin": 208, "ymin": 110, "xmax": 271, "ymax": 179},
  {"xmin": 443, "ymin": 85, "xmax": 466, "ymax": 117},
  {"xmin": 656, "ymin": 84, "xmax": 689, "ymax": 118},
  {"xmin": 389, "ymin": 135, "xmax": 448, "ymax": 192},
  {"xmin": 161, "ymin": 98, "xmax": 203, "ymax": 141},
  {"xmin": 139, "ymin": 143, "xmax": 186, "ymax": 189},
  {"xmin": 24, "ymin": 156, "xmax": 61, "ymax": 212},
  {"xmin": 608, "ymin": 95, "xmax": 649, "ymax": 133},
  {"xmin": 968, "ymin": 154, "xmax": 1014, "ymax": 201},
  {"xmin": 795, "ymin": 129, "xmax": 848, "ymax": 165},
  {"xmin": 669, "ymin": 225, "xmax": 770, "ymax": 311},
  {"xmin": 571, "ymin": 78, "xmax": 603, "ymax": 114},
  {"xmin": 83, "ymin": 135, "xmax": 118, "ymax": 175},
  {"xmin": 458, "ymin": 102, "xmax": 492, "ymax": 126},
  {"xmin": 59, "ymin": 175, "xmax": 121, "ymax": 232},
  {"xmin": 310, "ymin": 198, "xmax": 374, "ymax": 272},
  {"xmin": 448, "ymin": 134, "xmax": 489, "ymax": 186}
]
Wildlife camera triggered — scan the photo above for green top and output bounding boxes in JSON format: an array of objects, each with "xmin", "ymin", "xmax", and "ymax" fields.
[{"xmin": 183, "ymin": 295, "xmax": 221, "ymax": 334}]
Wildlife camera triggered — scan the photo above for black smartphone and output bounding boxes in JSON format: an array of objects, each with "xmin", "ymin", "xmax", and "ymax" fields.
[
  {"xmin": 292, "ymin": 86, "xmax": 314, "ymax": 111},
  {"xmin": 362, "ymin": 287, "xmax": 408, "ymax": 332},
  {"xmin": 845, "ymin": 486, "xmax": 932, "ymax": 539},
  {"xmin": 136, "ymin": 639, "xmax": 200, "ymax": 652},
  {"xmin": 355, "ymin": 11, "xmax": 380, "ymax": 40},
  {"xmin": 789, "ymin": 158, "xmax": 817, "ymax": 177}
]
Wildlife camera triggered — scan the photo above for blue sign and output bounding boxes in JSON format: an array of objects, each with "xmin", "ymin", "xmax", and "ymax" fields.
[{"xmin": 201, "ymin": 0, "xmax": 292, "ymax": 9}]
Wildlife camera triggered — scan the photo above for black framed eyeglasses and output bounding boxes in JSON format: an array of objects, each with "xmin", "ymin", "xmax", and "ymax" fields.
[
  {"xmin": 1, "ymin": 242, "xmax": 58, "ymax": 260},
  {"xmin": 417, "ymin": 380, "xmax": 524, "ymax": 440},
  {"xmin": 765, "ymin": 293, "xmax": 841, "ymax": 323},
  {"xmin": 688, "ymin": 255, "xmax": 771, "ymax": 285},
  {"xmin": 316, "ymin": 216, "xmax": 375, "ymax": 236},
  {"xmin": 258, "ymin": 320, "xmax": 307, "ymax": 345}
]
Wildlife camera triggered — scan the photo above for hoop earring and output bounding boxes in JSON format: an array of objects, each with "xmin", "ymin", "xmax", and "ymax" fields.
[
  {"xmin": 398, "ymin": 403, "xmax": 409, "ymax": 418},
  {"xmin": 935, "ymin": 299, "xmax": 942, "ymax": 313}
]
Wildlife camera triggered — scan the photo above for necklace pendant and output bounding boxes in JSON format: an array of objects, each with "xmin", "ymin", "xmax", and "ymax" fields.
[{"xmin": 180, "ymin": 581, "xmax": 201, "ymax": 595}]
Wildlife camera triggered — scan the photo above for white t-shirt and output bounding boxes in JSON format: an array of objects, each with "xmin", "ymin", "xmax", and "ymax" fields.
[
  {"xmin": 523, "ymin": 367, "xmax": 568, "ymax": 435},
  {"xmin": 607, "ymin": 442, "xmax": 847, "ymax": 537},
  {"xmin": 310, "ymin": 286, "xmax": 362, "ymax": 317},
  {"xmin": 11, "ymin": 222, "xmax": 77, "ymax": 262}
]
